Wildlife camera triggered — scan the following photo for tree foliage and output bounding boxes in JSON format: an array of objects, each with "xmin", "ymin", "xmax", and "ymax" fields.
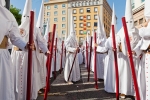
[{"xmin": 10, "ymin": 5, "xmax": 22, "ymax": 25}]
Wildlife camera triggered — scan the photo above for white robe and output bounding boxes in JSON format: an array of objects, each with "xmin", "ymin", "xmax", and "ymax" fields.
[
  {"xmin": 0, "ymin": 21, "xmax": 26, "ymax": 100},
  {"xmin": 103, "ymin": 36, "xmax": 134, "ymax": 95},
  {"xmin": 134, "ymin": 23, "xmax": 150, "ymax": 100},
  {"xmin": 11, "ymin": 27, "xmax": 48, "ymax": 100},
  {"xmin": 64, "ymin": 36, "xmax": 80, "ymax": 82},
  {"xmin": 91, "ymin": 38, "xmax": 107, "ymax": 79},
  {"xmin": 118, "ymin": 27, "xmax": 140, "ymax": 95},
  {"xmin": 78, "ymin": 48, "xmax": 83, "ymax": 64}
]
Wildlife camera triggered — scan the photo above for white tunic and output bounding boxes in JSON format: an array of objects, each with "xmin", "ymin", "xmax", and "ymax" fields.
[
  {"xmin": 78, "ymin": 48, "xmax": 83, "ymax": 64},
  {"xmin": 11, "ymin": 27, "xmax": 48, "ymax": 100},
  {"xmin": 134, "ymin": 22, "xmax": 150, "ymax": 100},
  {"xmin": 91, "ymin": 38, "xmax": 107, "ymax": 79},
  {"xmin": 64, "ymin": 36, "xmax": 80, "ymax": 82},
  {"xmin": 0, "ymin": 19, "xmax": 26, "ymax": 100}
]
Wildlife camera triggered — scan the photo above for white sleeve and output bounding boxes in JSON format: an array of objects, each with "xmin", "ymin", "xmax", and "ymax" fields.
[
  {"xmin": 36, "ymin": 30, "xmax": 48, "ymax": 53},
  {"xmin": 133, "ymin": 39, "xmax": 142, "ymax": 57},
  {"xmin": 8, "ymin": 22, "xmax": 26, "ymax": 50},
  {"xmin": 96, "ymin": 46, "xmax": 108, "ymax": 52},
  {"xmin": 65, "ymin": 41, "xmax": 76, "ymax": 53}
]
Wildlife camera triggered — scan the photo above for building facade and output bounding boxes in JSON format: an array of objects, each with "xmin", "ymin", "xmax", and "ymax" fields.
[
  {"xmin": 44, "ymin": 0, "xmax": 112, "ymax": 44},
  {"xmin": 70, "ymin": 0, "xmax": 112, "ymax": 44},
  {"xmin": 132, "ymin": 0, "xmax": 146, "ymax": 28},
  {"xmin": 44, "ymin": 0, "xmax": 69, "ymax": 40}
]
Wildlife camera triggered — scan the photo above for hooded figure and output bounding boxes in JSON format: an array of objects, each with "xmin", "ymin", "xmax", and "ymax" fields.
[
  {"xmin": 11, "ymin": 0, "xmax": 48, "ymax": 99},
  {"xmin": 91, "ymin": 11, "xmax": 107, "ymax": 80},
  {"xmin": 0, "ymin": 0, "xmax": 27, "ymax": 99},
  {"xmin": 133, "ymin": 0, "xmax": 150, "ymax": 99},
  {"xmin": 36, "ymin": 0, "xmax": 48, "ymax": 90},
  {"xmin": 64, "ymin": 9, "xmax": 80, "ymax": 83},
  {"xmin": 83, "ymin": 32, "xmax": 91, "ymax": 68},
  {"xmin": 117, "ymin": 0, "xmax": 141, "ymax": 98},
  {"xmin": 95, "ymin": 4, "xmax": 121, "ymax": 93}
]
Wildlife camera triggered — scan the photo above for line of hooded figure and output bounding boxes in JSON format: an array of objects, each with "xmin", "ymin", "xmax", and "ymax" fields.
[{"xmin": 1, "ymin": 0, "xmax": 150, "ymax": 99}]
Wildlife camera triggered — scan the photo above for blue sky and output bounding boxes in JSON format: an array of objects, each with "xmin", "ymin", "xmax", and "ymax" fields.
[{"xmin": 11, "ymin": 0, "xmax": 126, "ymax": 31}]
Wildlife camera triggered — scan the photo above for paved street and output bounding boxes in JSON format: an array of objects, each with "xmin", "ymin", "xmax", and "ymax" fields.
[{"xmin": 37, "ymin": 64, "xmax": 135, "ymax": 100}]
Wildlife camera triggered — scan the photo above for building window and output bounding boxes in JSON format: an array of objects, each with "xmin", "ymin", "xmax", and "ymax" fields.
[
  {"xmin": 79, "ymin": 30, "xmax": 84, "ymax": 34},
  {"xmin": 79, "ymin": 16, "xmax": 83, "ymax": 20},
  {"xmin": 74, "ymin": 23, "xmax": 77, "ymax": 28},
  {"xmin": 62, "ymin": 10, "xmax": 66, "ymax": 15},
  {"xmin": 73, "ymin": 16, "xmax": 77, "ymax": 21},
  {"xmin": 132, "ymin": 3, "xmax": 135, "ymax": 9},
  {"xmin": 80, "ymin": 8, "xmax": 83, "ymax": 13},
  {"xmin": 87, "ymin": 8, "xmax": 90, "ymax": 13},
  {"xmin": 94, "ymin": 7, "xmax": 98, "ymax": 12},
  {"xmin": 83, "ymin": 1, "xmax": 86, "ymax": 6},
  {"xmin": 79, "ymin": 37, "xmax": 84, "ymax": 43},
  {"xmin": 72, "ymin": 3, "xmax": 75, "ymax": 7},
  {"xmin": 76, "ymin": 2, "xmax": 79, "ymax": 6},
  {"xmin": 54, "ymin": 18, "xmax": 58, "ymax": 22},
  {"xmin": 94, "ymin": 15, "xmax": 97, "ymax": 20},
  {"xmin": 141, "ymin": 0, "xmax": 145, "ymax": 2},
  {"xmin": 134, "ymin": 21, "xmax": 138, "ymax": 26},
  {"xmin": 62, "ymin": 4, "xmax": 66, "ymax": 8},
  {"xmin": 90, "ymin": 1, "xmax": 93, "ymax": 5},
  {"xmin": 87, "ymin": 30, "xmax": 90, "ymax": 34},
  {"xmin": 86, "ymin": 1, "xmax": 89, "ymax": 5},
  {"xmin": 54, "ymin": 5, "xmax": 58, "ymax": 9},
  {"xmin": 62, "ymin": 24, "xmax": 66, "ymax": 28},
  {"xmin": 47, "ymin": 12, "xmax": 50, "ymax": 16},
  {"xmin": 47, "ymin": 6, "xmax": 50, "ymax": 10},
  {"xmin": 139, "ymin": 18, "xmax": 143, "ymax": 24},
  {"xmin": 87, "ymin": 22, "xmax": 91, "ymax": 27},
  {"xmin": 87, "ymin": 15, "xmax": 91, "ymax": 20},
  {"xmin": 62, "ymin": 17, "xmax": 66, "ymax": 21},
  {"xmin": 79, "ymin": 2, "xmax": 82, "ymax": 6},
  {"xmin": 73, "ymin": 9, "xmax": 77, "ymax": 14},
  {"xmin": 94, "ymin": 22, "xmax": 97, "ymax": 27},
  {"xmin": 54, "ymin": 11, "xmax": 58, "ymax": 16},
  {"xmin": 79, "ymin": 23, "xmax": 83, "ymax": 28},
  {"xmin": 94, "ymin": 1, "xmax": 96, "ymax": 5},
  {"xmin": 62, "ymin": 30, "xmax": 66, "ymax": 34}
]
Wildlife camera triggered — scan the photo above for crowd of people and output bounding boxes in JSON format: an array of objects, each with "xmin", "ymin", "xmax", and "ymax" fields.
[{"xmin": 0, "ymin": 0, "xmax": 150, "ymax": 100}]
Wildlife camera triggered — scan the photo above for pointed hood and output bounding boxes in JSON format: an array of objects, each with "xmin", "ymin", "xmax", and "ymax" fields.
[
  {"xmin": 0, "ymin": 0, "xmax": 5, "ymax": 6},
  {"xmin": 36, "ymin": 0, "xmax": 44, "ymax": 32},
  {"xmin": 44, "ymin": 19, "xmax": 50, "ymax": 41},
  {"xmin": 97, "ymin": 11, "xmax": 106, "ymax": 41},
  {"xmin": 69, "ymin": 9, "xmax": 76, "ymax": 37},
  {"xmin": 21, "ymin": 0, "xmax": 32, "ymax": 22},
  {"xmin": 144, "ymin": 0, "xmax": 150, "ymax": 21},
  {"xmin": 110, "ymin": 3, "xmax": 117, "ymax": 37},
  {"xmin": 125, "ymin": 0, "xmax": 135, "ymax": 32}
]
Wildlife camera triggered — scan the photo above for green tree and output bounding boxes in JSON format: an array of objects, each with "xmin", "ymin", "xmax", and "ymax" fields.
[{"xmin": 10, "ymin": 5, "xmax": 22, "ymax": 25}]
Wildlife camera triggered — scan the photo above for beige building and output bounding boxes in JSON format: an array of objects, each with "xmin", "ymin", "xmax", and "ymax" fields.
[
  {"xmin": 44, "ymin": 0, "xmax": 69, "ymax": 40},
  {"xmin": 132, "ymin": 0, "xmax": 146, "ymax": 28},
  {"xmin": 69, "ymin": 0, "xmax": 112, "ymax": 44},
  {"xmin": 44, "ymin": 0, "xmax": 112, "ymax": 44}
]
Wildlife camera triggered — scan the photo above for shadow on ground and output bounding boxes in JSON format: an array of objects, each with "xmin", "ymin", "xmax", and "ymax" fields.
[{"xmin": 37, "ymin": 65, "xmax": 135, "ymax": 100}]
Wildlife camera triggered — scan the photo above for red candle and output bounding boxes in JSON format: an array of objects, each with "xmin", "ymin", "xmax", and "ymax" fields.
[
  {"xmin": 86, "ymin": 40, "xmax": 88, "ymax": 71},
  {"xmin": 94, "ymin": 32, "xmax": 98, "ymax": 89},
  {"xmin": 44, "ymin": 24, "xmax": 56, "ymax": 100},
  {"xmin": 87, "ymin": 37, "xmax": 93, "ymax": 82},
  {"xmin": 54, "ymin": 38, "xmax": 57, "ymax": 79},
  {"xmin": 26, "ymin": 11, "xmax": 34, "ymax": 100},
  {"xmin": 112, "ymin": 25, "xmax": 119, "ymax": 100},
  {"xmin": 122, "ymin": 17, "xmax": 140, "ymax": 100},
  {"xmin": 60, "ymin": 41, "xmax": 64, "ymax": 74}
]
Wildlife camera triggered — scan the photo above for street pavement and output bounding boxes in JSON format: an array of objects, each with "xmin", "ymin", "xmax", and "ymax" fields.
[{"xmin": 37, "ymin": 64, "xmax": 135, "ymax": 100}]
